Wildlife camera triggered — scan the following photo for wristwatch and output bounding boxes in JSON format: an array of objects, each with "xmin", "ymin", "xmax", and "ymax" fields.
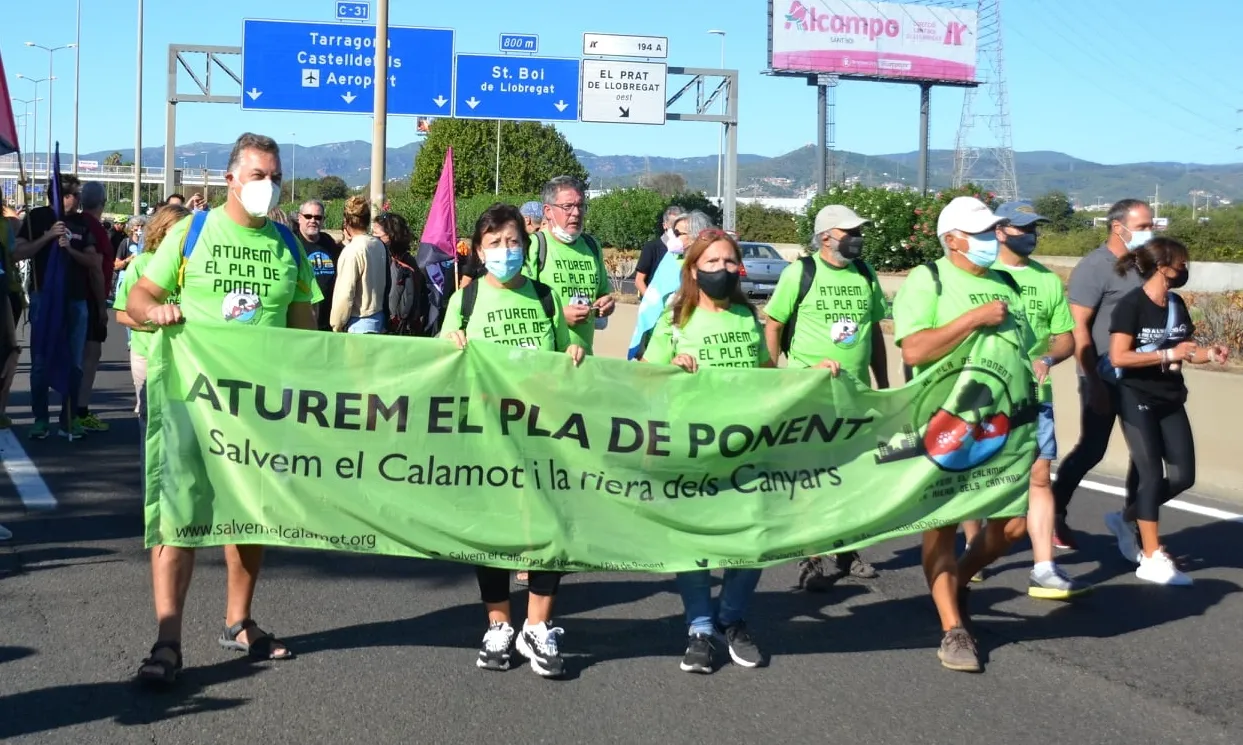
[{"xmin": 1039, "ymin": 355, "xmax": 1055, "ymax": 368}]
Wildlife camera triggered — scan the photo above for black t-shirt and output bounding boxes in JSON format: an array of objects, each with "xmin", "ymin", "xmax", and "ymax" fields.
[
  {"xmin": 636, "ymin": 236, "xmax": 667, "ymax": 279},
  {"xmin": 17, "ymin": 206, "xmax": 91, "ymax": 300},
  {"xmin": 1109, "ymin": 287, "xmax": 1194, "ymax": 406},
  {"xmin": 300, "ymin": 231, "xmax": 342, "ymax": 330}
]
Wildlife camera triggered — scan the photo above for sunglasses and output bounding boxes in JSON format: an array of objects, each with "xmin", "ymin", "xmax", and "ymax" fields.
[{"xmin": 301, "ymin": 213, "xmax": 323, "ymax": 221}]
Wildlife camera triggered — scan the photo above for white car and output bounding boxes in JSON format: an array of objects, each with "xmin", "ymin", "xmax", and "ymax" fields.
[{"xmin": 739, "ymin": 242, "xmax": 790, "ymax": 298}]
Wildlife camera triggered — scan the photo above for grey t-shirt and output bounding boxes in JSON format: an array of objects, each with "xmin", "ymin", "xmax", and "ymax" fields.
[{"xmin": 1067, "ymin": 244, "xmax": 1143, "ymax": 363}]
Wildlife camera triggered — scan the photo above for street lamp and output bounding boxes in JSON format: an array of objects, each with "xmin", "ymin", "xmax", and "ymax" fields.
[
  {"xmin": 707, "ymin": 30, "xmax": 726, "ymax": 204},
  {"xmin": 24, "ymin": 42, "xmax": 76, "ymax": 179},
  {"xmin": 15, "ymin": 76, "xmax": 54, "ymax": 181},
  {"xmin": 11, "ymin": 97, "xmax": 42, "ymax": 174}
]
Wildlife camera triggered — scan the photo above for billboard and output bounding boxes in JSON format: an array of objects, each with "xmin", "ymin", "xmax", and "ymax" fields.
[{"xmin": 769, "ymin": 0, "xmax": 979, "ymax": 84}]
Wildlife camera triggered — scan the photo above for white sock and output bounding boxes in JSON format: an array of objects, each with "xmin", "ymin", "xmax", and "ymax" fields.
[{"xmin": 1033, "ymin": 561, "xmax": 1055, "ymax": 574}]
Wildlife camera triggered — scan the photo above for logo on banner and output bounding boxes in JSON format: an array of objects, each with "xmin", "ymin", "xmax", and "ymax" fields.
[{"xmin": 785, "ymin": 1, "xmax": 809, "ymax": 30}]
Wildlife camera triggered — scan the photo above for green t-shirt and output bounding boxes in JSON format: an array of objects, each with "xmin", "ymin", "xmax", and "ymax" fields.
[
  {"xmin": 765, "ymin": 256, "xmax": 888, "ymax": 381},
  {"xmin": 142, "ymin": 210, "xmax": 321, "ymax": 327},
  {"xmin": 892, "ymin": 257, "xmax": 1036, "ymax": 377},
  {"xmin": 440, "ymin": 278, "xmax": 571, "ymax": 351},
  {"xmin": 644, "ymin": 304, "xmax": 771, "ymax": 369},
  {"xmin": 523, "ymin": 230, "xmax": 609, "ymax": 354},
  {"xmin": 993, "ymin": 258, "xmax": 1074, "ymax": 403},
  {"xmin": 114, "ymin": 252, "xmax": 158, "ymax": 357}
]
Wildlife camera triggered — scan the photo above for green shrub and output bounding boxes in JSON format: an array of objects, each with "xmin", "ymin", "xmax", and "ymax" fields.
[
  {"xmin": 1034, "ymin": 229, "xmax": 1105, "ymax": 257},
  {"xmin": 736, "ymin": 203, "xmax": 801, "ymax": 243}
]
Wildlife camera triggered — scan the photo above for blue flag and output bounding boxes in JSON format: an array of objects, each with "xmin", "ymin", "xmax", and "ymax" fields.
[
  {"xmin": 626, "ymin": 250, "xmax": 683, "ymax": 360},
  {"xmin": 30, "ymin": 142, "xmax": 73, "ymax": 397}
]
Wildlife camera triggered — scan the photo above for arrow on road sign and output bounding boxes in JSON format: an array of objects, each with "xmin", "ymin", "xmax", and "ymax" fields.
[
  {"xmin": 342, "ymin": 92, "xmax": 357, "ymax": 104},
  {"xmin": 247, "ymin": 88, "xmax": 263, "ymax": 100},
  {"xmin": 619, "ymin": 106, "xmax": 630, "ymax": 118},
  {"xmin": 433, "ymin": 95, "xmax": 448, "ymax": 108},
  {"xmin": 465, "ymin": 97, "xmax": 480, "ymax": 109},
  {"xmin": 554, "ymin": 100, "xmax": 568, "ymax": 112}
]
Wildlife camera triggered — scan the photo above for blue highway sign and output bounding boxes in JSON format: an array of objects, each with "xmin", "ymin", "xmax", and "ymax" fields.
[
  {"xmin": 335, "ymin": 2, "xmax": 369, "ymax": 22},
  {"xmin": 453, "ymin": 54, "xmax": 579, "ymax": 122},
  {"xmin": 499, "ymin": 33, "xmax": 539, "ymax": 53},
  {"xmin": 241, "ymin": 19, "xmax": 454, "ymax": 116}
]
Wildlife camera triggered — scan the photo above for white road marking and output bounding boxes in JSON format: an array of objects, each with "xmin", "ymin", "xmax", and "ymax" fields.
[
  {"xmin": 1074, "ymin": 477, "xmax": 1243, "ymax": 523},
  {"xmin": 0, "ymin": 429, "xmax": 57, "ymax": 511}
]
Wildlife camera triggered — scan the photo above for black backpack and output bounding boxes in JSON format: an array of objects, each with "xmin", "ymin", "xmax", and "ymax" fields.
[
  {"xmin": 779, "ymin": 256, "xmax": 877, "ymax": 356},
  {"xmin": 900, "ymin": 261, "xmax": 1023, "ymax": 382},
  {"xmin": 458, "ymin": 277, "xmax": 557, "ymax": 330},
  {"xmin": 387, "ymin": 256, "xmax": 428, "ymax": 335}
]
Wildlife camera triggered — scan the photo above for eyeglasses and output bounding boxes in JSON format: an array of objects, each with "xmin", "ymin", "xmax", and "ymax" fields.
[
  {"xmin": 551, "ymin": 202, "xmax": 586, "ymax": 213},
  {"xmin": 301, "ymin": 213, "xmax": 323, "ymax": 221}
]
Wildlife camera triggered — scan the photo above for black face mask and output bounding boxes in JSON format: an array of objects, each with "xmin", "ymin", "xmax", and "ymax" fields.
[
  {"xmin": 1004, "ymin": 233, "xmax": 1038, "ymax": 256},
  {"xmin": 698, "ymin": 268, "xmax": 740, "ymax": 300},
  {"xmin": 1168, "ymin": 268, "xmax": 1189, "ymax": 289},
  {"xmin": 833, "ymin": 235, "xmax": 865, "ymax": 260}
]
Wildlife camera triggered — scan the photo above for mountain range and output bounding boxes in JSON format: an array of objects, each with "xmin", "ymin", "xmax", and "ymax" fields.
[{"xmin": 75, "ymin": 141, "xmax": 1243, "ymax": 206}]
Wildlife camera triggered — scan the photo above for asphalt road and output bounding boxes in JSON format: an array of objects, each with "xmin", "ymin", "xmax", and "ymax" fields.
[{"xmin": 2, "ymin": 322, "xmax": 1242, "ymax": 745}]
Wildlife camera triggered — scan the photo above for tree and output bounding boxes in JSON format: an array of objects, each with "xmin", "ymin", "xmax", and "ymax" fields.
[
  {"xmin": 104, "ymin": 152, "xmax": 122, "ymax": 167},
  {"xmin": 318, "ymin": 175, "xmax": 350, "ymax": 200},
  {"xmin": 584, "ymin": 188, "xmax": 666, "ymax": 249},
  {"xmin": 411, "ymin": 119, "xmax": 588, "ymax": 199},
  {"xmin": 668, "ymin": 192, "xmax": 722, "ymax": 227},
  {"xmin": 639, "ymin": 172, "xmax": 686, "ymax": 197},
  {"xmin": 1032, "ymin": 190, "xmax": 1081, "ymax": 233}
]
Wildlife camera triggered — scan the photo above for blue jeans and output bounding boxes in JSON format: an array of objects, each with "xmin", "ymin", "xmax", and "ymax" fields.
[
  {"xmin": 347, "ymin": 312, "xmax": 385, "ymax": 334},
  {"xmin": 674, "ymin": 569, "xmax": 763, "ymax": 636},
  {"xmin": 1036, "ymin": 402, "xmax": 1057, "ymax": 461},
  {"xmin": 29, "ymin": 293, "xmax": 88, "ymax": 425}
]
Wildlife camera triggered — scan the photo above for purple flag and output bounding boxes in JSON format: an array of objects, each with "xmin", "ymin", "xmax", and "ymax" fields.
[
  {"xmin": 31, "ymin": 142, "xmax": 73, "ymax": 397},
  {"xmin": 416, "ymin": 148, "xmax": 457, "ymax": 334}
]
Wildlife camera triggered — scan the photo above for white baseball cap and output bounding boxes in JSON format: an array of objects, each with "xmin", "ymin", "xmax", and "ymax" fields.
[
  {"xmin": 936, "ymin": 196, "xmax": 1006, "ymax": 237},
  {"xmin": 813, "ymin": 204, "xmax": 870, "ymax": 235}
]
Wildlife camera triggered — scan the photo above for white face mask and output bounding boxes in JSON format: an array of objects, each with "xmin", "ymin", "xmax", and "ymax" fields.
[
  {"xmin": 550, "ymin": 224, "xmax": 577, "ymax": 244},
  {"xmin": 233, "ymin": 176, "xmax": 279, "ymax": 218}
]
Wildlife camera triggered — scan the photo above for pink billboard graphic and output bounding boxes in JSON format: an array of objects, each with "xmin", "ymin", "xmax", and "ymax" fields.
[{"xmin": 771, "ymin": 0, "xmax": 979, "ymax": 84}]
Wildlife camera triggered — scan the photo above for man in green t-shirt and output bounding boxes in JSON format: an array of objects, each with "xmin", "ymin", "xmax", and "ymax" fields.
[
  {"xmin": 523, "ymin": 176, "xmax": 614, "ymax": 354},
  {"xmin": 124, "ymin": 132, "xmax": 321, "ymax": 686},
  {"xmin": 991, "ymin": 200, "xmax": 1088, "ymax": 601},
  {"xmin": 764, "ymin": 204, "xmax": 888, "ymax": 586},
  {"xmin": 891, "ymin": 196, "xmax": 1037, "ymax": 673}
]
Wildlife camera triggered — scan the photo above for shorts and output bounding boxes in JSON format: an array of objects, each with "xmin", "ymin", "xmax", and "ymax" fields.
[
  {"xmin": 87, "ymin": 300, "xmax": 109, "ymax": 343},
  {"xmin": 1036, "ymin": 402, "xmax": 1057, "ymax": 461}
]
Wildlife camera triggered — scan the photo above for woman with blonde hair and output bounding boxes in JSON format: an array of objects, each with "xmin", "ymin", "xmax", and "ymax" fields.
[
  {"xmin": 114, "ymin": 203, "xmax": 191, "ymax": 454},
  {"xmin": 330, "ymin": 196, "xmax": 389, "ymax": 333}
]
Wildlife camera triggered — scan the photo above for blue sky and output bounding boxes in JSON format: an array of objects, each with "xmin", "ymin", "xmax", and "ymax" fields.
[{"xmin": 3, "ymin": 0, "xmax": 1241, "ymax": 164}]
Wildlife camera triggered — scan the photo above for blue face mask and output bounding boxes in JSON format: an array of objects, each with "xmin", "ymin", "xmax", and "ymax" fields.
[
  {"xmin": 1124, "ymin": 227, "xmax": 1153, "ymax": 251},
  {"xmin": 963, "ymin": 231, "xmax": 1000, "ymax": 267},
  {"xmin": 484, "ymin": 247, "xmax": 525, "ymax": 282}
]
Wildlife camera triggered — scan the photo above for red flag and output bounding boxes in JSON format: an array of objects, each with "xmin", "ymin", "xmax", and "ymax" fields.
[{"xmin": 0, "ymin": 51, "xmax": 19, "ymax": 156}]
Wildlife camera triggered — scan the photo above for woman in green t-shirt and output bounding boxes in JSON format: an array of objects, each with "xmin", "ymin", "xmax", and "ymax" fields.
[
  {"xmin": 643, "ymin": 229, "xmax": 839, "ymax": 674},
  {"xmin": 441, "ymin": 203, "xmax": 583, "ymax": 680},
  {"xmin": 114, "ymin": 204, "xmax": 189, "ymax": 458}
]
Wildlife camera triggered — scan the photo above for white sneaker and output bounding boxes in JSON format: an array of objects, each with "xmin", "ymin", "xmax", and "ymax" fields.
[
  {"xmin": 0, "ymin": 524, "xmax": 11, "ymax": 541},
  {"xmin": 1136, "ymin": 549, "xmax": 1192, "ymax": 586},
  {"xmin": 1104, "ymin": 511, "xmax": 1141, "ymax": 564}
]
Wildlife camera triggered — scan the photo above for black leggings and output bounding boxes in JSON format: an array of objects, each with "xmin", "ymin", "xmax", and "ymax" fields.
[
  {"xmin": 1116, "ymin": 385, "xmax": 1196, "ymax": 523},
  {"xmin": 475, "ymin": 566, "xmax": 563, "ymax": 604}
]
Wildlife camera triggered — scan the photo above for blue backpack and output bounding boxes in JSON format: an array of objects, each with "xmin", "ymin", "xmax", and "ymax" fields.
[{"xmin": 176, "ymin": 210, "xmax": 303, "ymax": 288}]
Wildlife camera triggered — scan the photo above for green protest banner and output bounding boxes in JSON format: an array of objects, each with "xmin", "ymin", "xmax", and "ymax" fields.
[{"xmin": 144, "ymin": 325, "xmax": 1037, "ymax": 573}]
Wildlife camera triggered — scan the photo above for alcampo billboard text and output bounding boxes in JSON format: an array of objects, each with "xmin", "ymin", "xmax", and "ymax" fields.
[{"xmin": 769, "ymin": 0, "xmax": 979, "ymax": 84}]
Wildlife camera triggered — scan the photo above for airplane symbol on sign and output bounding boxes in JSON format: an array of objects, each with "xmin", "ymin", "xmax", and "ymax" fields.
[
  {"xmin": 301, "ymin": 69, "xmax": 320, "ymax": 88},
  {"xmin": 305, "ymin": 71, "xmax": 316, "ymax": 84}
]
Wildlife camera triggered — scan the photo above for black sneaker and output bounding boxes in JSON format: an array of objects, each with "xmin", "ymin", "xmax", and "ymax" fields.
[
  {"xmin": 679, "ymin": 633, "xmax": 716, "ymax": 674},
  {"xmin": 718, "ymin": 622, "xmax": 762, "ymax": 668},
  {"xmin": 836, "ymin": 551, "xmax": 879, "ymax": 579},
  {"xmin": 476, "ymin": 622, "xmax": 514, "ymax": 671},
  {"xmin": 515, "ymin": 621, "xmax": 565, "ymax": 678}
]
